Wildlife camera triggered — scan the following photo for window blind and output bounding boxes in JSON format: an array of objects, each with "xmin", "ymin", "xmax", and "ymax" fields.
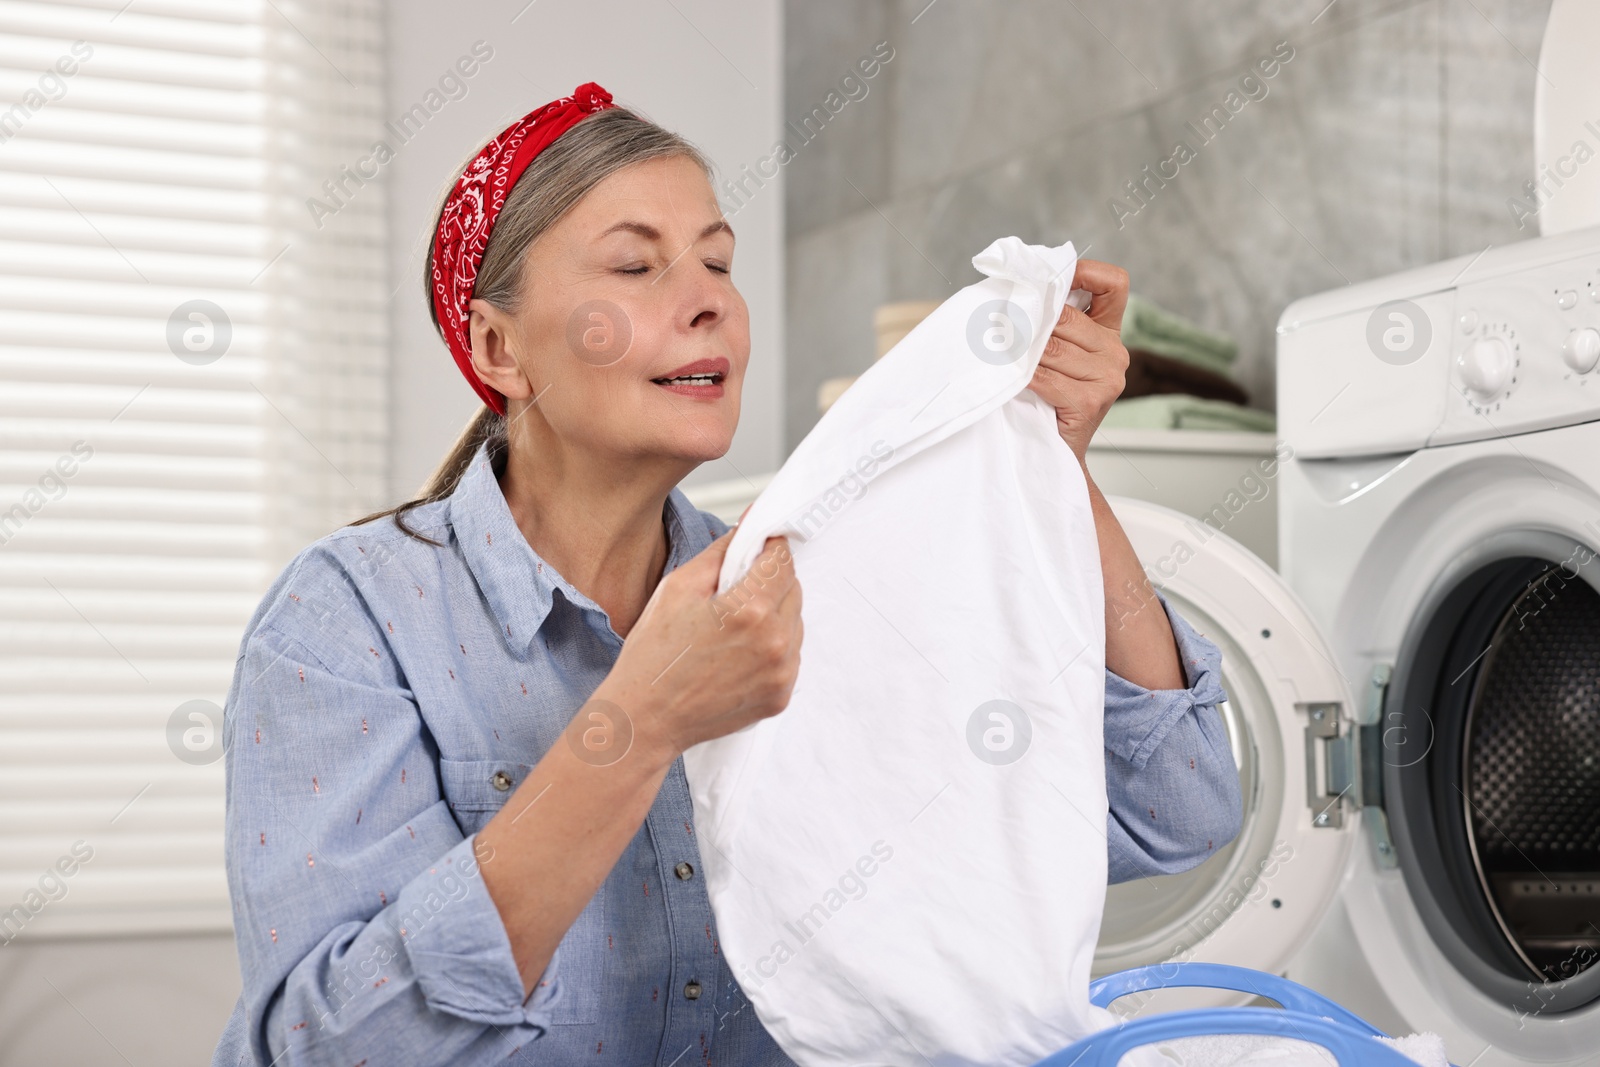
[{"xmin": 0, "ymin": 0, "xmax": 387, "ymax": 939}]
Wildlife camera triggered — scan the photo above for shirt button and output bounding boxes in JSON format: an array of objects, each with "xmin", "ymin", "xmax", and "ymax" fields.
[
  {"xmin": 674, "ymin": 861, "xmax": 694, "ymax": 880},
  {"xmin": 490, "ymin": 771, "xmax": 512, "ymax": 792},
  {"xmin": 684, "ymin": 980, "xmax": 702, "ymax": 1000}
]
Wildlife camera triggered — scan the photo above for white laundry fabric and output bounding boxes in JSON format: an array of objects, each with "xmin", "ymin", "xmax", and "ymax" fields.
[
  {"xmin": 1128, "ymin": 1028, "xmax": 1450, "ymax": 1066},
  {"xmin": 682, "ymin": 236, "xmax": 1133, "ymax": 1067},
  {"xmin": 1381, "ymin": 1031, "xmax": 1451, "ymax": 1066}
]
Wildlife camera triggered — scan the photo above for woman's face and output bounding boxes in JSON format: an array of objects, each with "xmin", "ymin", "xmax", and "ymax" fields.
[{"xmin": 468, "ymin": 154, "xmax": 749, "ymax": 469}]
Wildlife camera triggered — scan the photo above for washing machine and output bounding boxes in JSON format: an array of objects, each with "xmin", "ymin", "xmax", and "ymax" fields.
[
  {"xmin": 1271, "ymin": 223, "xmax": 1600, "ymax": 1064},
  {"xmin": 1103, "ymin": 8, "xmax": 1600, "ymax": 1062},
  {"xmin": 1095, "ymin": 225, "xmax": 1600, "ymax": 1065}
]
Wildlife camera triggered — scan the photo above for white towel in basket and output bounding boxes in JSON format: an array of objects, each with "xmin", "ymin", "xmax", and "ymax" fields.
[{"xmin": 1119, "ymin": 1028, "xmax": 1450, "ymax": 1066}]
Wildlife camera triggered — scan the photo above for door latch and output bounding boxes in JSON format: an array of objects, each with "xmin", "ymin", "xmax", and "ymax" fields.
[{"xmin": 1302, "ymin": 702, "xmax": 1354, "ymax": 828}]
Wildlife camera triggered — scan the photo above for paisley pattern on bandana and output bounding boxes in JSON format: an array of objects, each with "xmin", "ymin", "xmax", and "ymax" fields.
[{"xmin": 430, "ymin": 82, "xmax": 617, "ymax": 415}]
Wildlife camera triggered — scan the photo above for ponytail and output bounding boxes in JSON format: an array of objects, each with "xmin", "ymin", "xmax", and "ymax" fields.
[{"xmin": 349, "ymin": 405, "xmax": 506, "ymax": 546}]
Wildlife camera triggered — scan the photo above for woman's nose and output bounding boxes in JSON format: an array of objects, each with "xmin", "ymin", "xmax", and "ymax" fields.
[{"xmin": 668, "ymin": 261, "xmax": 726, "ymax": 331}]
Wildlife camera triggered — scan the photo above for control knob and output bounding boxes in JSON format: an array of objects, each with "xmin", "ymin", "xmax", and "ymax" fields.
[
  {"xmin": 1562, "ymin": 327, "xmax": 1600, "ymax": 373},
  {"xmin": 1457, "ymin": 337, "xmax": 1512, "ymax": 400}
]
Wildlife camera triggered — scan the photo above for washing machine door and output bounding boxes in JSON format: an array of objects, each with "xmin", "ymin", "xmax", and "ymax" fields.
[{"xmin": 1094, "ymin": 496, "xmax": 1359, "ymax": 988}]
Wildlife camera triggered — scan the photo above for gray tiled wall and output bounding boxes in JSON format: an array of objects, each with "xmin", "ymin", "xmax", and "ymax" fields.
[{"xmin": 781, "ymin": 0, "xmax": 1552, "ymax": 450}]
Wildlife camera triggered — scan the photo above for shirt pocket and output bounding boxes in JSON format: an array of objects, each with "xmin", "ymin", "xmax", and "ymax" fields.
[
  {"xmin": 438, "ymin": 757, "xmax": 535, "ymax": 837},
  {"xmin": 437, "ymin": 757, "xmax": 607, "ymax": 1025}
]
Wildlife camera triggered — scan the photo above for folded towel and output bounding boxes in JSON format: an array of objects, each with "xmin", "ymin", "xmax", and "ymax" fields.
[
  {"xmin": 1101, "ymin": 394, "xmax": 1276, "ymax": 432},
  {"xmin": 1124, "ymin": 347, "xmax": 1250, "ymax": 405},
  {"xmin": 1124, "ymin": 1029, "xmax": 1449, "ymax": 1066},
  {"xmin": 1121, "ymin": 293, "xmax": 1239, "ymax": 376}
]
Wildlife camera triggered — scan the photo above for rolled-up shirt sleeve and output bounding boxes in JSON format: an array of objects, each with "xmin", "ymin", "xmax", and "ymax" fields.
[
  {"xmin": 1102, "ymin": 590, "xmax": 1243, "ymax": 884},
  {"xmin": 222, "ymin": 565, "xmax": 559, "ymax": 1066}
]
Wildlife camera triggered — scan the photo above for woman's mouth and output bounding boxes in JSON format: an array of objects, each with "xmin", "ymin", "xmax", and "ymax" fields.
[{"xmin": 652, "ymin": 358, "xmax": 729, "ymax": 398}]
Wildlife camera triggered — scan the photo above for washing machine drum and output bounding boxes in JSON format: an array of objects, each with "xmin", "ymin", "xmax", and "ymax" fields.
[{"xmin": 1388, "ymin": 555, "xmax": 1600, "ymax": 1013}]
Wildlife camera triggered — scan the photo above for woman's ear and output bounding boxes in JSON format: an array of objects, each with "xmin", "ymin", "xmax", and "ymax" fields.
[{"xmin": 468, "ymin": 297, "xmax": 535, "ymax": 403}]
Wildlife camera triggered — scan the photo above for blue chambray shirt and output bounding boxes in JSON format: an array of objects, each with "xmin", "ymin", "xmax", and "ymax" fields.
[{"xmin": 211, "ymin": 439, "xmax": 1240, "ymax": 1067}]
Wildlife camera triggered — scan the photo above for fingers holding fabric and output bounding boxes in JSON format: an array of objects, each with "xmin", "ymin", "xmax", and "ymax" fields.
[
  {"xmin": 1030, "ymin": 325, "xmax": 1128, "ymax": 460},
  {"xmin": 1039, "ymin": 307, "xmax": 1129, "ymax": 381},
  {"xmin": 1068, "ymin": 257, "xmax": 1130, "ymax": 330}
]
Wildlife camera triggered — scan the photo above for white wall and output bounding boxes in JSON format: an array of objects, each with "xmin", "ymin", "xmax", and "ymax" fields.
[{"xmin": 386, "ymin": 0, "xmax": 786, "ymax": 498}]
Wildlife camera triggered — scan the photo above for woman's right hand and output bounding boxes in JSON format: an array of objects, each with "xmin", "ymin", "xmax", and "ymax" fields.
[
  {"xmin": 480, "ymin": 530, "xmax": 800, "ymax": 1000},
  {"xmin": 594, "ymin": 531, "xmax": 802, "ymax": 764}
]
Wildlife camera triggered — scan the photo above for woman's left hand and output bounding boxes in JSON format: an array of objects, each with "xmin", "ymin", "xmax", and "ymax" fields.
[{"xmin": 1027, "ymin": 258, "xmax": 1131, "ymax": 462}]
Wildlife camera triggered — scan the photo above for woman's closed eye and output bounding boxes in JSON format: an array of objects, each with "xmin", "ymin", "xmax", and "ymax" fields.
[{"xmin": 615, "ymin": 260, "xmax": 730, "ymax": 277}]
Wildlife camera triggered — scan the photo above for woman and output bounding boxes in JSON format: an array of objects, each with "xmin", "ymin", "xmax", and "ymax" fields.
[{"xmin": 212, "ymin": 83, "xmax": 1240, "ymax": 1067}]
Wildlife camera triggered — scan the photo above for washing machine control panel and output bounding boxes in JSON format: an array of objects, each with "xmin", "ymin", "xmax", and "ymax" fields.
[
  {"xmin": 1278, "ymin": 230, "xmax": 1600, "ymax": 457},
  {"xmin": 1436, "ymin": 252, "xmax": 1600, "ymax": 445}
]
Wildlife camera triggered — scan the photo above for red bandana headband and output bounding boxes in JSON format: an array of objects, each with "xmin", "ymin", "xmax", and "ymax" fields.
[{"xmin": 431, "ymin": 81, "xmax": 619, "ymax": 416}]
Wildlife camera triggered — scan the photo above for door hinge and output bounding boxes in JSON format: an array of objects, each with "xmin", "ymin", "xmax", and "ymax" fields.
[{"xmin": 1358, "ymin": 663, "xmax": 1398, "ymax": 868}]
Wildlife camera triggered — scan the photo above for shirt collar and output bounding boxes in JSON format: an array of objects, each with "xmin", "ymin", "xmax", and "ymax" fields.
[{"xmin": 448, "ymin": 438, "xmax": 719, "ymax": 654}]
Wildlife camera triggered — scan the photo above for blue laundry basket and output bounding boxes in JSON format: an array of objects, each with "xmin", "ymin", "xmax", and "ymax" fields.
[{"xmin": 1032, "ymin": 963, "xmax": 1458, "ymax": 1066}]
